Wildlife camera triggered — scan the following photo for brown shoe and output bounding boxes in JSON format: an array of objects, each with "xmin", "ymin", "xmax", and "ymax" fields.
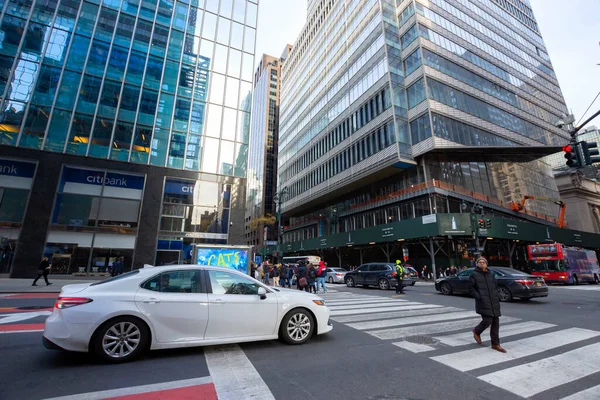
[
  {"xmin": 472, "ymin": 329, "xmax": 482, "ymax": 344},
  {"xmin": 492, "ymin": 345, "xmax": 507, "ymax": 353}
]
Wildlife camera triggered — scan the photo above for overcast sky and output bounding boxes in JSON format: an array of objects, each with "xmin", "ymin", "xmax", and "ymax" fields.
[{"xmin": 255, "ymin": 0, "xmax": 600, "ymax": 128}]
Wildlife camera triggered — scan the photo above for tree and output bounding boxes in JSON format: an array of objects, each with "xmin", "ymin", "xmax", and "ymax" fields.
[{"xmin": 247, "ymin": 214, "xmax": 277, "ymax": 230}]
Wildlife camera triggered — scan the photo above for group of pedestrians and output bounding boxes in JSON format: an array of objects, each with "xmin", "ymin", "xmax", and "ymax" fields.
[{"xmin": 252, "ymin": 260, "xmax": 329, "ymax": 293}]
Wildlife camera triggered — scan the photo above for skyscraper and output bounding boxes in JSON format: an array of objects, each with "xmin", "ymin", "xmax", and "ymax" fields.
[
  {"xmin": 245, "ymin": 46, "xmax": 291, "ymax": 248},
  {"xmin": 0, "ymin": 0, "xmax": 258, "ymax": 277},
  {"xmin": 277, "ymin": 0, "xmax": 576, "ymax": 261}
]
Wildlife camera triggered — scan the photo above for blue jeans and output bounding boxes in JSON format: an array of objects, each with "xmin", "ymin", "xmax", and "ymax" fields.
[{"xmin": 316, "ymin": 277, "xmax": 327, "ymax": 293}]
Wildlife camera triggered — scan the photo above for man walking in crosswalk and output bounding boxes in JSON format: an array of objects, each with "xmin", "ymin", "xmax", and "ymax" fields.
[
  {"xmin": 395, "ymin": 259, "xmax": 405, "ymax": 294},
  {"xmin": 469, "ymin": 256, "xmax": 507, "ymax": 353}
]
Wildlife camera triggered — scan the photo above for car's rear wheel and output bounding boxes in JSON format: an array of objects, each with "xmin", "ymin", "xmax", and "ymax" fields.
[
  {"xmin": 92, "ymin": 316, "xmax": 149, "ymax": 363},
  {"xmin": 378, "ymin": 278, "xmax": 390, "ymax": 290},
  {"xmin": 573, "ymin": 275, "xmax": 579, "ymax": 285},
  {"xmin": 345, "ymin": 276, "xmax": 355, "ymax": 287},
  {"xmin": 410, "ymin": 281, "xmax": 416, "ymax": 286},
  {"xmin": 594, "ymin": 274, "xmax": 599, "ymax": 284},
  {"xmin": 280, "ymin": 309, "xmax": 314, "ymax": 345},
  {"xmin": 497, "ymin": 286, "xmax": 513, "ymax": 302},
  {"xmin": 440, "ymin": 282, "xmax": 453, "ymax": 295},
  {"xmin": 328, "ymin": 277, "xmax": 334, "ymax": 284}
]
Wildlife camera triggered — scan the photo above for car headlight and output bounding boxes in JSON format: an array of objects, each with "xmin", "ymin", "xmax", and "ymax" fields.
[{"xmin": 313, "ymin": 300, "xmax": 325, "ymax": 306}]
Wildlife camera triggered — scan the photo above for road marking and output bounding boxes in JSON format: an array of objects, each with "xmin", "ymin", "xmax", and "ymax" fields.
[
  {"xmin": 0, "ymin": 307, "xmax": 53, "ymax": 313},
  {"xmin": 433, "ymin": 321, "xmax": 556, "ymax": 347},
  {"xmin": 0, "ymin": 293, "xmax": 58, "ymax": 299},
  {"xmin": 327, "ymin": 301, "xmax": 412, "ymax": 311},
  {"xmin": 332, "ymin": 307, "xmax": 464, "ymax": 324},
  {"xmin": 561, "ymin": 384, "xmax": 600, "ymax": 400},
  {"xmin": 346, "ymin": 311, "xmax": 479, "ymax": 330},
  {"xmin": 479, "ymin": 342, "xmax": 600, "ymax": 398},
  {"xmin": 366, "ymin": 316, "xmax": 519, "ymax": 340},
  {"xmin": 325, "ymin": 298, "xmax": 408, "ymax": 306},
  {"xmin": 204, "ymin": 344, "xmax": 275, "ymax": 400},
  {"xmin": 42, "ymin": 377, "xmax": 215, "ymax": 400},
  {"xmin": 431, "ymin": 327, "xmax": 600, "ymax": 372},
  {"xmin": 330, "ymin": 304, "xmax": 439, "ymax": 316},
  {"xmin": 0, "ymin": 311, "xmax": 52, "ymax": 324},
  {"xmin": 393, "ymin": 341, "xmax": 435, "ymax": 353},
  {"xmin": 552, "ymin": 285, "xmax": 600, "ymax": 291}
]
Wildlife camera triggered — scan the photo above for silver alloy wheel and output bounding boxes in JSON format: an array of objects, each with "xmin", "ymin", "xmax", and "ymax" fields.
[
  {"xmin": 379, "ymin": 279, "xmax": 390, "ymax": 290},
  {"xmin": 102, "ymin": 322, "xmax": 141, "ymax": 358},
  {"xmin": 440, "ymin": 282, "xmax": 452, "ymax": 295},
  {"xmin": 328, "ymin": 277, "xmax": 333, "ymax": 284},
  {"xmin": 286, "ymin": 312, "xmax": 311, "ymax": 342},
  {"xmin": 497, "ymin": 287, "xmax": 511, "ymax": 302}
]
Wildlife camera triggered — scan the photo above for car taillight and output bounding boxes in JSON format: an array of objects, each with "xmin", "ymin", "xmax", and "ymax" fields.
[
  {"xmin": 54, "ymin": 297, "xmax": 93, "ymax": 309},
  {"xmin": 391, "ymin": 272, "xmax": 397, "ymax": 277},
  {"xmin": 515, "ymin": 279, "xmax": 535, "ymax": 286},
  {"xmin": 336, "ymin": 274, "xmax": 343, "ymax": 276}
]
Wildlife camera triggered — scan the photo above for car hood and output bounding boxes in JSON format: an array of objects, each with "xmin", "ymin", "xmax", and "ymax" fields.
[
  {"xmin": 60, "ymin": 283, "xmax": 92, "ymax": 295},
  {"xmin": 270, "ymin": 287, "xmax": 321, "ymax": 300}
]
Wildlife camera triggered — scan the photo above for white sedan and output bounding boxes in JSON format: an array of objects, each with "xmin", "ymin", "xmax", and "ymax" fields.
[{"xmin": 43, "ymin": 265, "xmax": 332, "ymax": 362}]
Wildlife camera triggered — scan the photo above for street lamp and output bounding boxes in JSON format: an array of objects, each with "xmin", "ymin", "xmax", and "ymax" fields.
[{"xmin": 273, "ymin": 187, "xmax": 289, "ymax": 264}]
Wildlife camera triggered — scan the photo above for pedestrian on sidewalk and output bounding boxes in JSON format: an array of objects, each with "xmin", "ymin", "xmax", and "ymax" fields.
[
  {"xmin": 32, "ymin": 257, "xmax": 52, "ymax": 286},
  {"xmin": 272, "ymin": 264, "xmax": 280, "ymax": 287},
  {"xmin": 469, "ymin": 256, "xmax": 507, "ymax": 353}
]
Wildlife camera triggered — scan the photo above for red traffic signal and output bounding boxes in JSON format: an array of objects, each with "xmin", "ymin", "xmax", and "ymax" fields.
[{"xmin": 561, "ymin": 145, "xmax": 573, "ymax": 152}]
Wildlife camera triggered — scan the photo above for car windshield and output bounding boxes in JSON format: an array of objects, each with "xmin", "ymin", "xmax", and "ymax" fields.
[{"xmin": 90, "ymin": 270, "xmax": 140, "ymax": 286}]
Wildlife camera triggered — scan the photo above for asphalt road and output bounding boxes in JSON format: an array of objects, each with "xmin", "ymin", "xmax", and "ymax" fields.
[{"xmin": 1, "ymin": 282, "xmax": 600, "ymax": 400}]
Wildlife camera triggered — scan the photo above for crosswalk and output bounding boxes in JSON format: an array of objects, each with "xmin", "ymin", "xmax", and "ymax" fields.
[
  {"xmin": 550, "ymin": 284, "xmax": 600, "ymax": 291},
  {"xmin": 321, "ymin": 291, "xmax": 600, "ymax": 399}
]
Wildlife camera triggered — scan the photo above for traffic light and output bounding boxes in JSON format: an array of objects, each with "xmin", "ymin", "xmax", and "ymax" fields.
[
  {"xmin": 478, "ymin": 219, "xmax": 485, "ymax": 229},
  {"xmin": 563, "ymin": 143, "xmax": 582, "ymax": 168},
  {"xmin": 581, "ymin": 141, "xmax": 600, "ymax": 165},
  {"xmin": 280, "ymin": 225, "xmax": 285, "ymax": 235},
  {"xmin": 485, "ymin": 219, "xmax": 492, "ymax": 229}
]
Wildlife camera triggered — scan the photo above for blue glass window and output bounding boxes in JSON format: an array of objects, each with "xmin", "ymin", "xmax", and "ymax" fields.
[
  {"xmin": 32, "ymin": 65, "xmax": 61, "ymax": 106},
  {"xmin": 44, "ymin": 109, "xmax": 72, "ymax": 152},
  {"xmin": 407, "ymin": 78, "xmax": 426, "ymax": 109},
  {"xmin": 138, "ymin": 89, "xmax": 158, "ymax": 125},
  {"xmin": 168, "ymin": 133, "xmax": 186, "ymax": 169},
  {"xmin": 118, "ymin": 85, "xmax": 141, "ymax": 122},
  {"xmin": 431, "ymin": 113, "xmax": 517, "ymax": 147},
  {"xmin": 0, "ymin": 57, "xmax": 14, "ymax": 95},
  {"xmin": 66, "ymin": 113, "xmax": 93, "ymax": 155},
  {"xmin": 185, "ymin": 135, "xmax": 202, "ymax": 170},
  {"xmin": 23, "ymin": 22, "xmax": 46, "ymax": 61},
  {"xmin": 66, "ymin": 35, "xmax": 90, "ymax": 72},
  {"xmin": 0, "ymin": 16, "xmax": 26, "ymax": 57},
  {"xmin": 0, "ymin": 100, "xmax": 24, "ymax": 145},
  {"xmin": 98, "ymin": 80, "xmax": 122, "ymax": 118},
  {"xmin": 234, "ymin": 143, "xmax": 247, "ymax": 177},
  {"xmin": 155, "ymin": 93, "xmax": 174, "ymax": 129},
  {"xmin": 56, "ymin": 0, "xmax": 81, "ymax": 32},
  {"xmin": 19, "ymin": 105, "xmax": 50, "ymax": 149},
  {"xmin": 189, "ymin": 101, "xmax": 205, "ymax": 135},
  {"xmin": 173, "ymin": 98, "xmax": 191, "ymax": 131},
  {"xmin": 95, "ymin": 7, "xmax": 117, "ymax": 42},
  {"xmin": 140, "ymin": 0, "xmax": 158, "ymax": 20},
  {"xmin": 110, "ymin": 122, "xmax": 134, "ymax": 161},
  {"xmin": 151, "ymin": 25, "xmax": 169, "ymax": 57},
  {"xmin": 133, "ymin": 20, "xmax": 152, "ymax": 52},
  {"xmin": 121, "ymin": 0, "xmax": 140, "ymax": 15},
  {"xmin": 89, "ymin": 117, "xmax": 114, "ymax": 158},
  {"xmin": 156, "ymin": 0, "xmax": 174, "ymax": 26},
  {"xmin": 106, "ymin": 46, "xmax": 129, "ymax": 81},
  {"xmin": 399, "ymin": 3, "xmax": 414, "ymax": 26},
  {"xmin": 178, "ymin": 65, "xmax": 194, "ymax": 98},
  {"xmin": 143, "ymin": 56, "xmax": 162, "ymax": 90},
  {"xmin": 86, "ymin": 40, "xmax": 110, "ymax": 76},
  {"xmin": 150, "ymin": 128, "xmax": 169, "ymax": 166},
  {"xmin": 126, "ymin": 51, "xmax": 146, "ymax": 85},
  {"xmin": 44, "ymin": 28, "xmax": 72, "ymax": 67},
  {"xmin": 114, "ymin": 14, "xmax": 135, "ymax": 47},
  {"xmin": 130, "ymin": 125, "xmax": 152, "ymax": 164},
  {"xmin": 403, "ymin": 49, "xmax": 421, "ymax": 76},
  {"xmin": 6, "ymin": 0, "xmax": 33, "ymax": 18},
  {"xmin": 55, "ymin": 71, "xmax": 82, "ymax": 109},
  {"xmin": 167, "ymin": 30, "xmax": 184, "ymax": 60},
  {"xmin": 182, "ymin": 33, "xmax": 199, "ymax": 65},
  {"xmin": 401, "ymin": 25, "xmax": 418, "ymax": 49},
  {"xmin": 410, "ymin": 113, "xmax": 431, "ymax": 145},
  {"xmin": 187, "ymin": 6, "xmax": 203, "ymax": 37},
  {"xmin": 76, "ymin": 2, "xmax": 99, "ymax": 37},
  {"xmin": 9, "ymin": 58, "xmax": 39, "ymax": 103},
  {"xmin": 162, "ymin": 60, "xmax": 179, "ymax": 93},
  {"xmin": 172, "ymin": 2, "xmax": 188, "ymax": 31},
  {"xmin": 76, "ymin": 75, "xmax": 102, "ymax": 114}
]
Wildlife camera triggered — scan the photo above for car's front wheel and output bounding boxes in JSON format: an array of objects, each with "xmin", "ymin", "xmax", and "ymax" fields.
[
  {"xmin": 92, "ymin": 316, "xmax": 149, "ymax": 363},
  {"xmin": 280, "ymin": 309, "xmax": 315, "ymax": 345},
  {"xmin": 345, "ymin": 276, "xmax": 355, "ymax": 287}
]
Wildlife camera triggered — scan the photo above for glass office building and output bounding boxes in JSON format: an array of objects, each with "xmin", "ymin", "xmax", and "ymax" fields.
[
  {"xmin": 0, "ymin": 0, "xmax": 257, "ymax": 277},
  {"xmin": 278, "ymin": 0, "xmax": 570, "ymax": 246}
]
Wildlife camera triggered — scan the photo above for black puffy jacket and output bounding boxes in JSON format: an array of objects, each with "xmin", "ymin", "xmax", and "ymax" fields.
[{"xmin": 469, "ymin": 268, "xmax": 501, "ymax": 317}]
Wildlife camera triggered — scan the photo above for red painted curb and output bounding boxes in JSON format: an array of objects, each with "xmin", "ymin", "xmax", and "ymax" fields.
[
  {"xmin": 104, "ymin": 383, "xmax": 218, "ymax": 400},
  {"xmin": 0, "ymin": 323, "xmax": 45, "ymax": 332}
]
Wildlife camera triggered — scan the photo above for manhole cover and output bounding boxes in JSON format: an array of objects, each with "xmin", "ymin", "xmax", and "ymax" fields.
[
  {"xmin": 17, "ymin": 306, "xmax": 50, "ymax": 310},
  {"xmin": 403, "ymin": 335, "xmax": 438, "ymax": 345}
]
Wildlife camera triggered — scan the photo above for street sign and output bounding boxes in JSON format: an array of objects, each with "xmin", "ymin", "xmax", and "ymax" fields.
[
  {"xmin": 467, "ymin": 246, "xmax": 485, "ymax": 252},
  {"xmin": 265, "ymin": 241, "xmax": 278, "ymax": 246}
]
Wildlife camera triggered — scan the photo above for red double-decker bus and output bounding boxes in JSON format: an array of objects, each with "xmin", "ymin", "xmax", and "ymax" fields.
[{"xmin": 527, "ymin": 243, "xmax": 600, "ymax": 285}]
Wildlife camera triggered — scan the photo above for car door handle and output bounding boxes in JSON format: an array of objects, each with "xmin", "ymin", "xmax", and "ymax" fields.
[
  {"xmin": 143, "ymin": 298, "xmax": 161, "ymax": 304},
  {"xmin": 211, "ymin": 299, "xmax": 224, "ymax": 304}
]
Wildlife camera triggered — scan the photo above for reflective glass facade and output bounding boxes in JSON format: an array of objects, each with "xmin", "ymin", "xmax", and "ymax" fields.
[
  {"xmin": 278, "ymin": 0, "xmax": 570, "ymax": 245},
  {"xmin": 0, "ymin": 0, "xmax": 256, "ymax": 174}
]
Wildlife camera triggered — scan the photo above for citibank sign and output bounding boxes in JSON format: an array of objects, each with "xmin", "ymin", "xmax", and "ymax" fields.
[
  {"xmin": 86, "ymin": 174, "xmax": 128, "ymax": 187},
  {"xmin": 61, "ymin": 167, "xmax": 145, "ymax": 190},
  {"xmin": 165, "ymin": 179, "xmax": 196, "ymax": 195}
]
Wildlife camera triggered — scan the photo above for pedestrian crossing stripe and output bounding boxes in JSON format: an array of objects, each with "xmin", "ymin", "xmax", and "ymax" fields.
[
  {"xmin": 551, "ymin": 285, "xmax": 600, "ymax": 291},
  {"xmin": 320, "ymin": 291, "xmax": 600, "ymax": 399}
]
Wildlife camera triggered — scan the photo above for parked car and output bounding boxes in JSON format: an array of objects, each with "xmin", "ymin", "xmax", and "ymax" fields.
[
  {"xmin": 43, "ymin": 265, "xmax": 332, "ymax": 363},
  {"xmin": 434, "ymin": 267, "xmax": 548, "ymax": 301},
  {"xmin": 326, "ymin": 267, "xmax": 348, "ymax": 283},
  {"xmin": 344, "ymin": 263, "xmax": 416, "ymax": 290}
]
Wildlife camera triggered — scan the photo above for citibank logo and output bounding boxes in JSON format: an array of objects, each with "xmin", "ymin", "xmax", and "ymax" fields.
[
  {"xmin": 0, "ymin": 165, "xmax": 18, "ymax": 175},
  {"xmin": 87, "ymin": 174, "xmax": 128, "ymax": 187},
  {"xmin": 182, "ymin": 185, "xmax": 194, "ymax": 193}
]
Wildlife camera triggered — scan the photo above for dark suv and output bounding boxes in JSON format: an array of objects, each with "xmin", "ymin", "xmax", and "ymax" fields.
[{"xmin": 345, "ymin": 263, "xmax": 414, "ymax": 290}]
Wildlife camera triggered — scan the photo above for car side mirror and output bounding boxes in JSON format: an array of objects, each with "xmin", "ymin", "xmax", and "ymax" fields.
[{"xmin": 258, "ymin": 287, "xmax": 267, "ymax": 300}]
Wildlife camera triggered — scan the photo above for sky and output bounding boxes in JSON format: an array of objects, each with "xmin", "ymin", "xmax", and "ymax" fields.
[{"xmin": 254, "ymin": 0, "xmax": 600, "ymax": 129}]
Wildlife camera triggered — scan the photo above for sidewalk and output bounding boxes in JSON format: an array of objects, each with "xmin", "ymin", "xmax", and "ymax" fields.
[{"xmin": 0, "ymin": 275, "xmax": 106, "ymax": 293}]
